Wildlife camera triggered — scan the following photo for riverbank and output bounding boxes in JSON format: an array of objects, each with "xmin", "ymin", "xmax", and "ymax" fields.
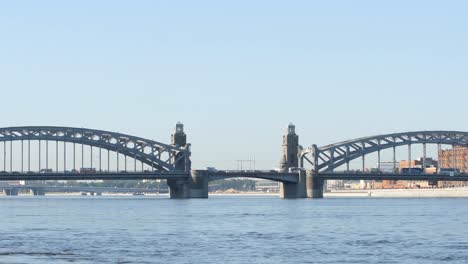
[
  {"xmin": 3, "ymin": 188, "xmax": 468, "ymax": 198},
  {"xmin": 326, "ymin": 187, "xmax": 468, "ymax": 198}
]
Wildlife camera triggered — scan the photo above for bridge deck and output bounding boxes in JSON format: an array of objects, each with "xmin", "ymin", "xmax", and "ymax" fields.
[
  {"xmin": 0, "ymin": 171, "xmax": 298, "ymax": 183},
  {"xmin": 208, "ymin": 171, "xmax": 298, "ymax": 183},
  {"xmin": 0, "ymin": 172, "xmax": 189, "ymax": 181},
  {"xmin": 0, "ymin": 185, "xmax": 167, "ymax": 193},
  {"xmin": 319, "ymin": 173, "xmax": 468, "ymax": 181}
]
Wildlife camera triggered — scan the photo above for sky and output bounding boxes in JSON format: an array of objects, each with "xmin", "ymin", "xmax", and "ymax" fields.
[{"xmin": 0, "ymin": 1, "xmax": 467, "ymax": 169}]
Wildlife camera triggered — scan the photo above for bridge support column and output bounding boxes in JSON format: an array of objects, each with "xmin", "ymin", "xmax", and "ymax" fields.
[
  {"xmin": 168, "ymin": 170, "xmax": 208, "ymax": 199},
  {"xmin": 306, "ymin": 170, "xmax": 323, "ymax": 199},
  {"xmin": 167, "ymin": 178, "xmax": 190, "ymax": 198},
  {"xmin": 189, "ymin": 170, "xmax": 208, "ymax": 198},
  {"xmin": 279, "ymin": 170, "xmax": 307, "ymax": 199},
  {"xmin": 3, "ymin": 189, "xmax": 18, "ymax": 196},
  {"xmin": 30, "ymin": 189, "xmax": 45, "ymax": 196}
]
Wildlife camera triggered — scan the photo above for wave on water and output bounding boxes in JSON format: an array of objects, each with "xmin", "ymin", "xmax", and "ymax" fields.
[{"xmin": 0, "ymin": 251, "xmax": 75, "ymax": 256}]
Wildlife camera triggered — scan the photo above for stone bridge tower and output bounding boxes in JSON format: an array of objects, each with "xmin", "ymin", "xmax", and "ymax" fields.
[
  {"xmin": 279, "ymin": 123, "xmax": 306, "ymax": 198},
  {"xmin": 168, "ymin": 122, "xmax": 207, "ymax": 199},
  {"xmin": 279, "ymin": 123, "xmax": 299, "ymax": 172},
  {"xmin": 171, "ymin": 122, "xmax": 188, "ymax": 171}
]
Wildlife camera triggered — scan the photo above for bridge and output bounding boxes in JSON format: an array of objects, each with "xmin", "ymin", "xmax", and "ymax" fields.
[
  {"xmin": 0, "ymin": 124, "xmax": 467, "ymax": 198},
  {"xmin": 1, "ymin": 185, "xmax": 168, "ymax": 196}
]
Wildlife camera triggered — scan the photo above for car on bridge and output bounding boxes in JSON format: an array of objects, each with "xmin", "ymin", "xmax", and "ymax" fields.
[
  {"xmin": 207, "ymin": 167, "xmax": 218, "ymax": 172},
  {"xmin": 438, "ymin": 168, "xmax": 460, "ymax": 176},
  {"xmin": 288, "ymin": 167, "xmax": 304, "ymax": 173},
  {"xmin": 80, "ymin": 168, "xmax": 97, "ymax": 174},
  {"xmin": 400, "ymin": 168, "xmax": 424, "ymax": 174}
]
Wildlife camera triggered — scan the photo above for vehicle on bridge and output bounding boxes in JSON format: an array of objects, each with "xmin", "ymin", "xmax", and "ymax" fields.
[
  {"xmin": 438, "ymin": 168, "xmax": 460, "ymax": 176},
  {"xmin": 206, "ymin": 167, "xmax": 218, "ymax": 172},
  {"xmin": 369, "ymin": 168, "xmax": 382, "ymax": 174},
  {"xmin": 400, "ymin": 168, "xmax": 424, "ymax": 174},
  {"xmin": 288, "ymin": 167, "xmax": 303, "ymax": 173},
  {"xmin": 80, "ymin": 168, "xmax": 97, "ymax": 174}
]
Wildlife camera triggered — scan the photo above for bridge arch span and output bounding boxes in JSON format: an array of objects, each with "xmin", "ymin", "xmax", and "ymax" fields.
[
  {"xmin": 301, "ymin": 131, "xmax": 468, "ymax": 173},
  {"xmin": 0, "ymin": 126, "xmax": 190, "ymax": 172}
]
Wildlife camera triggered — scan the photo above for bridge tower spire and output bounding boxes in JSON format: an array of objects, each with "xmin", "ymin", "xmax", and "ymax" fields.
[{"xmin": 171, "ymin": 122, "xmax": 187, "ymax": 147}]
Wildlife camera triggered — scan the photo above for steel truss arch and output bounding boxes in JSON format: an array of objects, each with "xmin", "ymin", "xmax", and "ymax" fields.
[
  {"xmin": 0, "ymin": 126, "xmax": 190, "ymax": 172},
  {"xmin": 301, "ymin": 131, "xmax": 468, "ymax": 173}
]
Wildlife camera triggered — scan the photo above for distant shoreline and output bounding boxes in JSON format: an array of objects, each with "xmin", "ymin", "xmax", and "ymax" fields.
[
  {"xmin": 326, "ymin": 187, "xmax": 468, "ymax": 198},
  {"xmin": 3, "ymin": 188, "xmax": 468, "ymax": 198}
]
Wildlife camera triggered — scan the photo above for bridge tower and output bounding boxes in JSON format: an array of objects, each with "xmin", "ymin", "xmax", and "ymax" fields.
[
  {"xmin": 279, "ymin": 123, "xmax": 306, "ymax": 198},
  {"xmin": 171, "ymin": 122, "xmax": 188, "ymax": 171},
  {"xmin": 167, "ymin": 122, "xmax": 208, "ymax": 199},
  {"xmin": 279, "ymin": 123, "xmax": 299, "ymax": 172}
]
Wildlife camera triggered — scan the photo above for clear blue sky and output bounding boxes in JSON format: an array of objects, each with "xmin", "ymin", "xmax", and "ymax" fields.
[{"xmin": 1, "ymin": 1, "xmax": 467, "ymax": 169}]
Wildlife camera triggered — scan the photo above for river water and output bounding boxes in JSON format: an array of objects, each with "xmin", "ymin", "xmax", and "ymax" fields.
[{"xmin": 0, "ymin": 195, "xmax": 467, "ymax": 263}]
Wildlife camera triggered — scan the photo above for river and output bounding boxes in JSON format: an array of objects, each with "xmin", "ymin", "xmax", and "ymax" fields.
[{"xmin": 0, "ymin": 195, "xmax": 467, "ymax": 263}]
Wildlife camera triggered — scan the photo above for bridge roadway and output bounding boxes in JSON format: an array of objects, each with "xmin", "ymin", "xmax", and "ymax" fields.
[
  {"xmin": 2, "ymin": 170, "xmax": 465, "ymax": 186},
  {"xmin": 2, "ymin": 170, "xmax": 468, "ymax": 198},
  {"xmin": 0, "ymin": 171, "xmax": 298, "ymax": 197},
  {"xmin": 0, "ymin": 171, "xmax": 299, "ymax": 183},
  {"xmin": 207, "ymin": 171, "xmax": 298, "ymax": 183},
  {"xmin": 0, "ymin": 172, "xmax": 189, "ymax": 181},
  {"xmin": 318, "ymin": 172, "xmax": 468, "ymax": 182},
  {"xmin": 16, "ymin": 185, "xmax": 167, "ymax": 194}
]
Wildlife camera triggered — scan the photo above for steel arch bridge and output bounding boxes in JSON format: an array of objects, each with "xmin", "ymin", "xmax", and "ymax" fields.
[
  {"xmin": 0, "ymin": 126, "xmax": 191, "ymax": 172},
  {"xmin": 301, "ymin": 131, "xmax": 468, "ymax": 173}
]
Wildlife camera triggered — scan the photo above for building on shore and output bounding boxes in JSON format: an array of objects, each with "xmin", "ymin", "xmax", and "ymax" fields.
[
  {"xmin": 366, "ymin": 158, "xmax": 438, "ymax": 189},
  {"xmin": 438, "ymin": 146, "xmax": 468, "ymax": 187},
  {"xmin": 398, "ymin": 157, "xmax": 438, "ymax": 171},
  {"xmin": 439, "ymin": 146, "xmax": 468, "ymax": 172},
  {"xmin": 255, "ymin": 179, "xmax": 279, "ymax": 193},
  {"xmin": 326, "ymin": 180, "xmax": 344, "ymax": 190},
  {"xmin": 376, "ymin": 162, "xmax": 398, "ymax": 173},
  {"xmin": 390, "ymin": 158, "xmax": 438, "ymax": 188}
]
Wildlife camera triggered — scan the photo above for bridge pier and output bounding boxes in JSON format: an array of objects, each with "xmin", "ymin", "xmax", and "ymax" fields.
[
  {"xmin": 3, "ymin": 189, "xmax": 18, "ymax": 196},
  {"xmin": 30, "ymin": 189, "xmax": 45, "ymax": 196},
  {"xmin": 167, "ymin": 178, "xmax": 190, "ymax": 198},
  {"xmin": 168, "ymin": 170, "xmax": 208, "ymax": 199},
  {"xmin": 306, "ymin": 170, "xmax": 324, "ymax": 199},
  {"xmin": 279, "ymin": 170, "xmax": 307, "ymax": 199},
  {"xmin": 189, "ymin": 170, "xmax": 209, "ymax": 198}
]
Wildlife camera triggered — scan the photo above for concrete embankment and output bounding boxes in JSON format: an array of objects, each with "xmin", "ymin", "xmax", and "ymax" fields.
[{"xmin": 326, "ymin": 187, "xmax": 468, "ymax": 198}]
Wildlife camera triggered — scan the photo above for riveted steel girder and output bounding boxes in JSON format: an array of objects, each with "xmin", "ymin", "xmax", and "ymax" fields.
[
  {"xmin": 301, "ymin": 131, "xmax": 468, "ymax": 173},
  {"xmin": 0, "ymin": 126, "xmax": 190, "ymax": 172}
]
